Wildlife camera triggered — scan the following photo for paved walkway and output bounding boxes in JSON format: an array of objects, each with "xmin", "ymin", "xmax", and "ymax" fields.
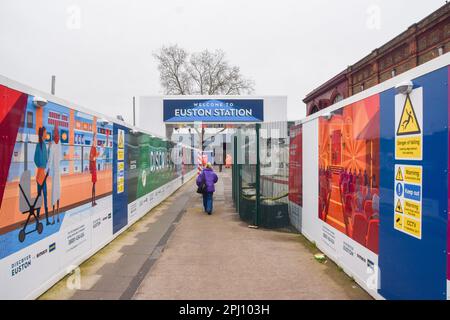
[{"xmin": 40, "ymin": 169, "xmax": 371, "ymax": 300}]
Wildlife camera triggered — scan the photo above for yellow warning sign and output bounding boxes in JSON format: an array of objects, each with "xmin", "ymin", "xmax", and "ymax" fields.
[
  {"xmin": 403, "ymin": 216, "xmax": 421, "ymax": 239},
  {"xmin": 118, "ymin": 129, "xmax": 124, "ymax": 149},
  {"xmin": 397, "ymin": 94, "xmax": 421, "ymax": 136},
  {"xmin": 395, "ymin": 199, "xmax": 403, "ymax": 214},
  {"xmin": 404, "ymin": 166, "xmax": 422, "ymax": 184},
  {"xmin": 403, "ymin": 200, "xmax": 421, "ymax": 219},
  {"xmin": 394, "ymin": 164, "xmax": 422, "ymax": 239},
  {"xmin": 395, "ymin": 88, "xmax": 422, "ymax": 161},
  {"xmin": 396, "ymin": 167, "xmax": 404, "ymax": 181},
  {"xmin": 396, "ymin": 136, "xmax": 422, "ymax": 159},
  {"xmin": 394, "ymin": 213, "xmax": 403, "ymax": 230},
  {"xmin": 117, "ymin": 176, "xmax": 124, "ymax": 193},
  {"xmin": 118, "ymin": 149, "xmax": 124, "ymax": 161}
]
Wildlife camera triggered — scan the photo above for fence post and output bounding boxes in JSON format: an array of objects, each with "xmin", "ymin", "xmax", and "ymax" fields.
[
  {"xmin": 233, "ymin": 135, "xmax": 238, "ymax": 206},
  {"xmin": 255, "ymin": 123, "xmax": 261, "ymax": 227},
  {"xmin": 236, "ymin": 134, "xmax": 241, "ymax": 214}
]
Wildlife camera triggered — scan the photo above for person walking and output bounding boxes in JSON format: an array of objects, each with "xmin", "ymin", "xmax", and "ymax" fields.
[
  {"xmin": 196, "ymin": 163, "xmax": 218, "ymax": 215},
  {"xmin": 89, "ymin": 133, "xmax": 99, "ymax": 206},
  {"xmin": 34, "ymin": 126, "xmax": 51, "ymax": 225},
  {"xmin": 225, "ymin": 154, "xmax": 232, "ymax": 169}
]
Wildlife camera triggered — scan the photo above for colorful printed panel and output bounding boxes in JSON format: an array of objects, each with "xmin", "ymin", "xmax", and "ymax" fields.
[{"xmin": 318, "ymin": 95, "xmax": 380, "ymax": 254}]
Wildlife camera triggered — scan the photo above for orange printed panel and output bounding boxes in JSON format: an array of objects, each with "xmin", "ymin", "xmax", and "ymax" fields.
[
  {"xmin": 0, "ymin": 170, "xmax": 112, "ymax": 233},
  {"xmin": 318, "ymin": 94, "xmax": 380, "ymax": 254},
  {"xmin": 0, "ymin": 97, "xmax": 113, "ymax": 238}
]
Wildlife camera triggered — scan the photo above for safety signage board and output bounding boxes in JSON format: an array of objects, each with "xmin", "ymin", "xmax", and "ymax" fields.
[
  {"xmin": 117, "ymin": 129, "xmax": 125, "ymax": 193},
  {"xmin": 394, "ymin": 164, "xmax": 422, "ymax": 239},
  {"xmin": 395, "ymin": 88, "xmax": 423, "ymax": 160}
]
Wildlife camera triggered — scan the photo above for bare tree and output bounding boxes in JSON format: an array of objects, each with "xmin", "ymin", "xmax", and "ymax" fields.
[
  {"xmin": 154, "ymin": 45, "xmax": 254, "ymax": 95},
  {"xmin": 153, "ymin": 45, "xmax": 192, "ymax": 95}
]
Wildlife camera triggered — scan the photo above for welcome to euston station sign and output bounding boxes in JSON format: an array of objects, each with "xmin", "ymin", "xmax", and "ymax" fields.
[{"xmin": 163, "ymin": 99, "xmax": 264, "ymax": 123}]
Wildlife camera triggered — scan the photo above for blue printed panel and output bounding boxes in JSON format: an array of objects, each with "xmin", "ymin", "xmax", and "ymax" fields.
[
  {"xmin": 113, "ymin": 124, "xmax": 128, "ymax": 234},
  {"xmin": 379, "ymin": 67, "xmax": 448, "ymax": 299}
]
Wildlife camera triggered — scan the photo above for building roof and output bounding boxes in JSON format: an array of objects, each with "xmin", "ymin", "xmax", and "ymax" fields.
[
  {"xmin": 303, "ymin": 2, "xmax": 450, "ymax": 104},
  {"xmin": 351, "ymin": 2, "xmax": 450, "ymax": 73},
  {"xmin": 302, "ymin": 69, "xmax": 347, "ymax": 103}
]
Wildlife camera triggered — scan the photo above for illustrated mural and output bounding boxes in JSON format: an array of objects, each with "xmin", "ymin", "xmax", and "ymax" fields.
[
  {"xmin": 0, "ymin": 84, "xmax": 196, "ymax": 299},
  {"xmin": 318, "ymin": 95, "xmax": 380, "ymax": 254}
]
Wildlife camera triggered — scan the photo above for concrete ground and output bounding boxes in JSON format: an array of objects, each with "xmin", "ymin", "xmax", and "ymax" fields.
[{"xmin": 40, "ymin": 169, "xmax": 371, "ymax": 300}]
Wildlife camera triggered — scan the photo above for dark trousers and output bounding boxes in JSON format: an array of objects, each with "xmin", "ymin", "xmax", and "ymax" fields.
[
  {"xmin": 36, "ymin": 181, "xmax": 49, "ymax": 219},
  {"xmin": 202, "ymin": 192, "xmax": 213, "ymax": 214}
]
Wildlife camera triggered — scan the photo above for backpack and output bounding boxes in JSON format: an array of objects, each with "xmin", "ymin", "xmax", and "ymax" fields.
[{"xmin": 196, "ymin": 172, "xmax": 207, "ymax": 194}]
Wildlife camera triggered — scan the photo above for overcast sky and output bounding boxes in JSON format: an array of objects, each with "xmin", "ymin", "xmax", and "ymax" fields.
[{"xmin": 0, "ymin": 0, "xmax": 446, "ymax": 122}]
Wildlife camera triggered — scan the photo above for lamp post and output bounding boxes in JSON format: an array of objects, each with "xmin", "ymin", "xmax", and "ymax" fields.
[
  {"xmin": 51, "ymin": 75, "xmax": 56, "ymax": 95},
  {"xmin": 132, "ymin": 96, "xmax": 136, "ymax": 126}
]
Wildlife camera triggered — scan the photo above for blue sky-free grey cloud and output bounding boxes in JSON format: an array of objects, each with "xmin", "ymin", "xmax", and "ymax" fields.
[{"xmin": 0, "ymin": 0, "xmax": 445, "ymax": 122}]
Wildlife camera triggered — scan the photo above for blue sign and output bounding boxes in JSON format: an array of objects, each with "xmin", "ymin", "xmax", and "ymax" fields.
[
  {"xmin": 163, "ymin": 99, "xmax": 264, "ymax": 123},
  {"xmin": 404, "ymin": 184, "xmax": 421, "ymax": 202},
  {"xmin": 112, "ymin": 124, "xmax": 128, "ymax": 234},
  {"xmin": 396, "ymin": 183, "xmax": 403, "ymax": 197},
  {"xmin": 379, "ymin": 67, "xmax": 448, "ymax": 300}
]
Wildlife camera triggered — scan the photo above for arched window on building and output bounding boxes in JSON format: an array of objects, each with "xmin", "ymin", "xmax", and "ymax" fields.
[
  {"xmin": 310, "ymin": 105, "xmax": 319, "ymax": 115},
  {"xmin": 333, "ymin": 94, "xmax": 344, "ymax": 104},
  {"xmin": 318, "ymin": 100, "xmax": 329, "ymax": 110}
]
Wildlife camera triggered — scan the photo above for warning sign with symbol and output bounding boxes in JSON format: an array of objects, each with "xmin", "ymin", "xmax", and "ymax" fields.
[
  {"xmin": 394, "ymin": 164, "xmax": 422, "ymax": 239},
  {"xmin": 395, "ymin": 213, "xmax": 403, "ymax": 229},
  {"xmin": 395, "ymin": 88, "xmax": 423, "ymax": 160},
  {"xmin": 396, "ymin": 167, "xmax": 404, "ymax": 181},
  {"xmin": 397, "ymin": 95, "xmax": 421, "ymax": 136},
  {"xmin": 395, "ymin": 200, "xmax": 403, "ymax": 214}
]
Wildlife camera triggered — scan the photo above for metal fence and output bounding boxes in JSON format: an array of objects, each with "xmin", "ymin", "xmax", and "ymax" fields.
[{"xmin": 232, "ymin": 122, "xmax": 291, "ymax": 229}]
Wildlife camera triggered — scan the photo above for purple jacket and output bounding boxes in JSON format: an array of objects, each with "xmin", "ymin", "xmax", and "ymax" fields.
[{"xmin": 196, "ymin": 168, "xmax": 218, "ymax": 193}]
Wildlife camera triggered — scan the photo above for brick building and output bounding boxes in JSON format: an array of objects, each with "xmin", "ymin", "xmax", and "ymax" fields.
[{"xmin": 304, "ymin": 3, "xmax": 450, "ymax": 116}]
